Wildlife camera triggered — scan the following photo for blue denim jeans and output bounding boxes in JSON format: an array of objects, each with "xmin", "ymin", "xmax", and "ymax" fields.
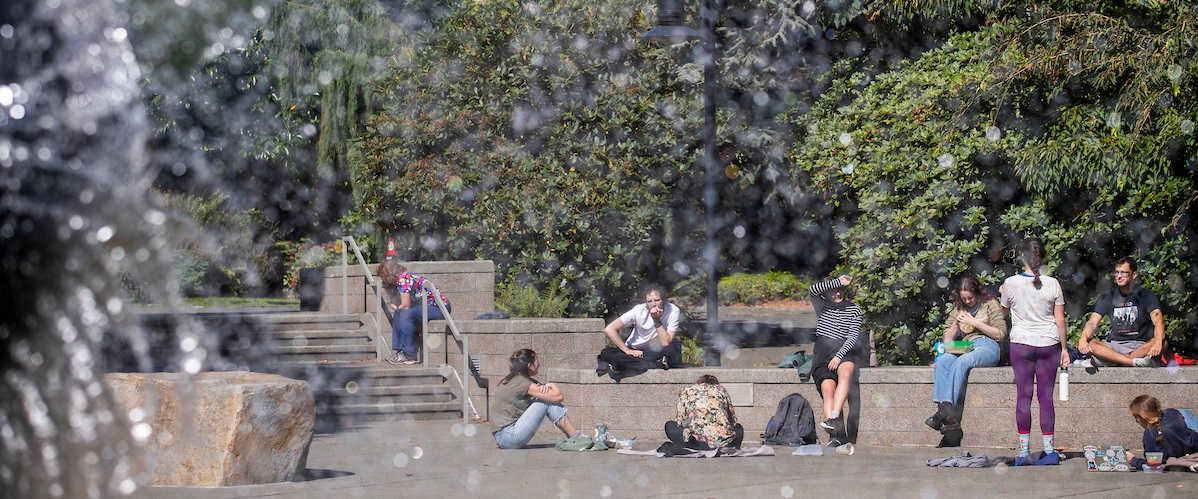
[
  {"xmin": 492, "ymin": 401, "xmax": 569, "ymax": 449},
  {"xmin": 391, "ymin": 303, "xmax": 448, "ymax": 357},
  {"xmin": 932, "ymin": 336, "xmax": 1001, "ymax": 405}
]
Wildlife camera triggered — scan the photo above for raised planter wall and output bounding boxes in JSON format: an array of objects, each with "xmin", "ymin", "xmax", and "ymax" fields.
[
  {"xmin": 313, "ymin": 260, "xmax": 495, "ymax": 320},
  {"xmin": 545, "ymin": 365, "xmax": 1198, "ymax": 450},
  {"xmin": 426, "ymin": 318, "xmax": 607, "ymax": 422}
]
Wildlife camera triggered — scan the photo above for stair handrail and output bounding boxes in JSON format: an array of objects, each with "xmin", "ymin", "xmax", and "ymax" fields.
[
  {"xmin": 339, "ymin": 236, "xmax": 391, "ymax": 360},
  {"xmin": 421, "ymin": 281, "xmax": 477, "ymax": 421},
  {"xmin": 337, "ymin": 235, "xmax": 476, "ymax": 420}
]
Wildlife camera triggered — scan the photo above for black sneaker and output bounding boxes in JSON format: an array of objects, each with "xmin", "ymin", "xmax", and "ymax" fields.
[
  {"xmin": 596, "ymin": 360, "xmax": 610, "ymax": 376},
  {"xmin": 657, "ymin": 357, "xmax": 670, "ymax": 370}
]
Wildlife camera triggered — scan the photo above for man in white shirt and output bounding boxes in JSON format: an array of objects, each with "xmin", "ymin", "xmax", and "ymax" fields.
[{"xmin": 596, "ymin": 284, "xmax": 682, "ymax": 378}]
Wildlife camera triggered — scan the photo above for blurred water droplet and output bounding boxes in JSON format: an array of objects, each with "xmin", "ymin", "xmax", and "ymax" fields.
[
  {"xmin": 938, "ymin": 153, "xmax": 954, "ymax": 169},
  {"xmin": 1167, "ymin": 64, "xmax": 1183, "ymax": 81},
  {"xmin": 838, "ymin": 132, "xmax": 852, "ymax": 146},
  {"xmin": 451, "ymin": 423, "xmax": 464, "ymax": 436},
  {"xmin": 393, "ymin": 453, "xmax": 409, "ymax": 468},
  {"xmin": 1106, "ymin": 112, "xmax": 1121, "ymax": 129},
  {"xmin": 411, "ymin": 446, "xmax": 424, "ymax": 459},
  {"xmin": 463, "ymin": 425, "xmax": 477, "ymax": 437},
  {"xmin": 841, "ymin": 164, "xmax": 854, "ymax": 175},
  {"xmin": 936, "ymin": 277, "xmax": 949, "ymax": 288},
  {"xmin": 131, "ymin": 423, "xmax": 151, "ymax": 442},
  {"xmin": 1180, "ymin": 120, "xmax": 1194, "ymax": 134},
  {"xmin": 426, "ymin": 334, "xmax": 442, "ymax": 349},
  {"xmin": 733, "ymin": 225, "xmax": 746, "ymax": 238},
  {"xmin": 781, "ymin": 484, "xmax": 794, "ymax": 498},
  {"xmin": 345, "ymin": 381, "xmax": 359, "ymax": 394},
  {"xmin": 600, "ymin": 485, "xmax": 612, "ymax": 497},
  {"xmin": 1067, "ymin": 59, "xmax": 1081, "ymax": 74}
]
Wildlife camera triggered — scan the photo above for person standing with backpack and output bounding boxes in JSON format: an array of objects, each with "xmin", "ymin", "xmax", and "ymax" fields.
[{"xmin": 810, "ymin": 274, "xmax": 864, "ymax": 453}]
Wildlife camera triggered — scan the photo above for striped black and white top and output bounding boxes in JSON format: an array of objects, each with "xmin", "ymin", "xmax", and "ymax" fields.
[{"xmin": 810, "ymin": 279, "xmax": 864, "ymax": 360}]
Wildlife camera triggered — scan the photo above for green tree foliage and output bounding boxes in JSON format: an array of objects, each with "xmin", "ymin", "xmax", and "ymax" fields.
[
  {"xmin": 245, "ymin": 0, "xmax": 401, "ymax": 228},
  {"xmin": 788, "ymin": 1, "xmax": 1197, "ymax": 364},
  {"xmin": 356, "ymin": 0, "xmax": 709, "ymax": 315}
]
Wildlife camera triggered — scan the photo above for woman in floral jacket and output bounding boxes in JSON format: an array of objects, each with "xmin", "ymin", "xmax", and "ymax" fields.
[{"xmin": 665, "ymin": 374, "xmax": 743, "ymax": 449}]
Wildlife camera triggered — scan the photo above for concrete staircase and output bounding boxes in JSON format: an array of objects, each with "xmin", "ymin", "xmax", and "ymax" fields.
[
  {"xmin": 123, "ymin": 310, "xmax": 466, "ymax": 431},
  {"xmin": 255, "ymin": 312, "xmax": 465, "ymax": 430}
]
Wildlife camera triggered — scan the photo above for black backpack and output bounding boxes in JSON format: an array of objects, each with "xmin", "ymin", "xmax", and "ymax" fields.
[{"xmin": 761, "ymin": 393, "xmax": 818, "ymax": 446}]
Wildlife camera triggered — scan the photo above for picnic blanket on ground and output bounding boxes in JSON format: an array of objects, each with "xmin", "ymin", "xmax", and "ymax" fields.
[
  {"xmin": 1165, "ymin": 452, "xmax": 1198, "ymax": 471},
  {"xmin": 926, "ymin": 453, "xmax": 1003, "ymax": 468},
  {"xmin": 617, "ymin": 444, "xmax": 775, "ymax": 458}
]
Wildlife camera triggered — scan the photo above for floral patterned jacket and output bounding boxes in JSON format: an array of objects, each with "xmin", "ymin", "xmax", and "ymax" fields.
[
  {"xmin": 676, "ymin": 383, "xmax": 737, "ymax": 446},
  {"xmin": 392, "ymin": 271, "xmax": 449, "ymax": 307}
]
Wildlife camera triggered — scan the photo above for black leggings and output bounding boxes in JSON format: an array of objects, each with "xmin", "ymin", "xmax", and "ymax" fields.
[{"xmin": 665, "ymin": 421, "xmax": 744, "ymax": 449}]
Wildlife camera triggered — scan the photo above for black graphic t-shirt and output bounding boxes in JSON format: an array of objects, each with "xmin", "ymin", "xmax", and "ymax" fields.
[{"xmin": 1093, "ymin": 286, "xmax": 1161, "ymax": 343}]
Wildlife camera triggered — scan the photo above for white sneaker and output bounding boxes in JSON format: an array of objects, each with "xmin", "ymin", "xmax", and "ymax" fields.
[
  {"xmin": 835, "ymin": 443, "xmax": 855, "ymax": 455},
  {"xmin": 1133, "ymin": 356, "xmax": 1154, "ymax": 367}
]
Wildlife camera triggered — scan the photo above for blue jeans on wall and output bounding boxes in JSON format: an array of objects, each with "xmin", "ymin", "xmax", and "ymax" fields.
[
  {"xmin": 391, "ymin": 303, "xmax": 448, "ymax": 358},
  {"xmin": 932, "ymin": 336, "xmax": 1001, "ymax": 406},
  {"xmin": 492, "ymin": 401, "xmax": 569, "ymax": 449}
]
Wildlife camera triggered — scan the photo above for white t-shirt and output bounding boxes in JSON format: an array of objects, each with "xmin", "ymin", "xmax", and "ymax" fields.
[
  {"xmin": 1000, "ymin": 273, "xmax": 1064, "ymax": 347},
  {"xmin": 620, "ymin": 302, "xmax": 681, "ymax": 349}
]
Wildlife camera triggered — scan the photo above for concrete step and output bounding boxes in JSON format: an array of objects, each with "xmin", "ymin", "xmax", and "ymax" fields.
[
  {"xmin": 329, "ymin": 384, "xmax": 456, "ymax": 405},
  {"xmin": 252, "ymin": 313, "xmax": 373, "ymax": 332},
  {"xmin": 272, "ymin": 330, "xmax": 375, "ymax": 347},
  {"xmin": 335, "ymin": 401, "xmax": 463, "ymax": 421},
  {"xmin": 270, "ymin": 345, "xmax": 378, "ymax": 362}
]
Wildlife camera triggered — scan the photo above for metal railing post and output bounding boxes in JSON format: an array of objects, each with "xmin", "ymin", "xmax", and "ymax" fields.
[{"xmin": 341, "ymin": 242, "xmax": 348, "ymax": 313}]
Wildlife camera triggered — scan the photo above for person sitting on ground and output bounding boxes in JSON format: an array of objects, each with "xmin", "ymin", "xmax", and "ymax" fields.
[
  {"xmin": 926, "ymin": 276, "xmax": 1008, "ymax": 446},
  {"xmin": 596, "ymin": 283, "xmax": 681, "ymax": 378},
  {"xmin": 1124, "ymin": 394, "xmax": 1198, "ymax": 470},
  {"xmin": 377, "ymin": 260, "xmax": 451, "ymax": 365},
  {"xmin": 665, "ymin": 374, "xmax": 744, "ymax": 449},
  {"xmin": 810, "ymin": 274, "xmax": 864, "ymax": 451},
  {"xmin": 491, "ymin": 349, "xmax": 581, "ymax": 449},
  {"xmin": 1077, "ymin": 257, "xmax": 1166, "ymax": 367}
]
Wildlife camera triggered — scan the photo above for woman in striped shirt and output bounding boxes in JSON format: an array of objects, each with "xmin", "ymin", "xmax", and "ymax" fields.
[{"xmin": 810, "ymin": 275, "xmax": 864, "ymax": 449}]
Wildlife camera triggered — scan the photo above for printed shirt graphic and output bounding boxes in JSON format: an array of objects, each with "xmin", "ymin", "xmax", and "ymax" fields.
[
  {"xmin": 1094, "ymin": 286, "xmax": 1159, "ymax": 343},
  {"xmin": 395, "ymin": 271, "xmax": 449, "ymax": 307},
  {"xmin": 676, "ymin": 383, "xmax": 737, "ymax": 446}
]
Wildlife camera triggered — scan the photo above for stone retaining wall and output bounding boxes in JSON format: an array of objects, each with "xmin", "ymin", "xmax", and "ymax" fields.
[
  {"xmin": 545, "ymin": 365, "xmax": 1198, "ymax": 450},
  {"xmin": 313, "ymin": 260, "xmax": 495, "ymax": 320},
  {"xmin": 426, "ymin": 318, "xmax": 607, "ymax": 421}
]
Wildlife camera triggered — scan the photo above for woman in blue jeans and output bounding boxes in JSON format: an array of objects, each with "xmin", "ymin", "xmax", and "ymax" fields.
[
  {"xmin": 491, "ymin": 349, "xmax": 581, "ymax": 449},
  {"xmin": 378, "ymin": 260, "xmax": 451, "ymax": 365},
  {"xmin": 926, "ymin": 276, "xmax": 1007, "ymax": 446}
]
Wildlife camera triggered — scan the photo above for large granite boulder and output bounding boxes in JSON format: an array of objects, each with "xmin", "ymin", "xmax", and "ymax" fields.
[{"xmin": 105, "ymin": 372, "xmax": 315, "ymax": 486}]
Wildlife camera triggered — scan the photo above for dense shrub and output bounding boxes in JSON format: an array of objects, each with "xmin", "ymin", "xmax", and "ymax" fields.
[
  {"xmin": 718, "ymin": 272, "xmax": 810, "ymax": 305},
  {"xmin": 495, "ymin": 278, "xmax": 571, "ymax": 318}
]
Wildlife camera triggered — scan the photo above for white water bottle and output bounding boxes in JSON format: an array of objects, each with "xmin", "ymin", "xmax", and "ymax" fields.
[{"xmin": 1059, "ymin": 368, "xmax": 1069, "ymax": 401}]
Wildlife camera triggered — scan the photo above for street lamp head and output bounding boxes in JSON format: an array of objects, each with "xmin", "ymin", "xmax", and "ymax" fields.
[{"xmin": 640, "ymin": 0, "xmax": 699, "ymax": 44}]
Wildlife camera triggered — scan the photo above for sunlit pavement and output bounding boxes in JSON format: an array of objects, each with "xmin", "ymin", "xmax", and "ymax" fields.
[{"xmin": 148, "ymin": 420, "xmax": 1196, "ymax": 498}]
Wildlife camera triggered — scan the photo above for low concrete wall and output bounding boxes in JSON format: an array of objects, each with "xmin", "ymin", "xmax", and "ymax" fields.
[
  {"xmin": 314, "ymin": 260, "xmax": 495, "ymax": 320},
  {"xmin": 426, "ymin": 318, "xmax": 606, "ymax": 421},
  {"xmin": 546, "ymin": 365, "xmax": 1198, "ymax": 450}
]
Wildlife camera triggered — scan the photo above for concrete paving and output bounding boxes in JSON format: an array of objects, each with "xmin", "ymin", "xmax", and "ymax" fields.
[{"xmin": 148, "ymin": 420, "xmax": 1198, "ymax": 499}]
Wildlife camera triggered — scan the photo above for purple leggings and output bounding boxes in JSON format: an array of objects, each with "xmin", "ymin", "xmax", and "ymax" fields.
[{"xmin": 1010, "ymin": 343, "xmax": 1060, "ymax": 434}]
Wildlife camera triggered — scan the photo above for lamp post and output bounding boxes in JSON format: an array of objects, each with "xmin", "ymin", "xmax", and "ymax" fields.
[{"xmin": 642, "ymin": 0, "xmax": 722, "ymax": 364}]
